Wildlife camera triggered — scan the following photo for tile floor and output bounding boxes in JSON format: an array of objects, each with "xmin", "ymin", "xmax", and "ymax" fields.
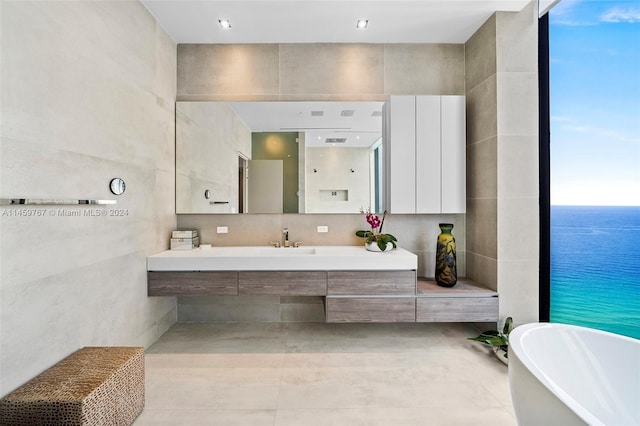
[{"xmin": 135, "ymin": 322, "xmax": 516, "ymax": 426}]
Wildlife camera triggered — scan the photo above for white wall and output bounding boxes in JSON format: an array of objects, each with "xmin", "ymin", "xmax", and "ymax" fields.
[
  {"xmin": 495, "ymin": 1, "xmax": 540, "ymax": 324},
  {"xmin": 0, "ymin": 0, "xmax": 177, "ymax": 395},
  {"xmin": 305, "ymin": 147, "xmax": 371, "ymax": 213},
  {"xmin": 176, "ymin": 102, "xmax": 251, "ymax": 213}
]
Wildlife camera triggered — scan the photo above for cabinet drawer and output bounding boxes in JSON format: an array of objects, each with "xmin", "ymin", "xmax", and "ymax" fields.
[
  {"xmin": 327, "ymin": 271, "xmax": 416, "ymax": 295},
  {"xmin": 326, "ymin": 297, "xmax": 416, "ymax": 322},
  {"xmin": 239, "ymin": 271, "xmax": 327, "ymax": 296},
  {"xmin": 148, "ymin": 271, "xmax": 238, "ymax": 296},
  {"xmin": 416, "ymin": 297, "xmax": 498, "ymax": 322}
]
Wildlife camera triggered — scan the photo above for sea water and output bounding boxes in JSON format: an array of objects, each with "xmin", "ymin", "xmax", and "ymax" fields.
[{"xmin": 551, "ymin": 205, "xmax": 640, "ymax": 339}]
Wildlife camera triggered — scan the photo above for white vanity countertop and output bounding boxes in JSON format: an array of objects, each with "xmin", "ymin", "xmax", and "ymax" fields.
[{"xmin": 147, "ymin": 246, "xmax": 418, "ymax": 271}]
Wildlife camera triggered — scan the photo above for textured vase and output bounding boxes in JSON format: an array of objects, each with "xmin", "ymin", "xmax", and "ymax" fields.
[{"xmin": 435, "ymin": 223, "xmax": 457, "ymax": 287}]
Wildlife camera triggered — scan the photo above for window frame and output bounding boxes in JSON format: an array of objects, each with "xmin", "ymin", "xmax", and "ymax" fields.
[{"xmin": 539, "ymin": 13, "xmax": 551, "ymax": 322}]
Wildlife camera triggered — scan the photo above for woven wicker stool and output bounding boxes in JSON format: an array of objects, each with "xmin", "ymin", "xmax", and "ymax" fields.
[{"xmin": 0, "ymin": 347, "xmax": 144, "ymax": 426}]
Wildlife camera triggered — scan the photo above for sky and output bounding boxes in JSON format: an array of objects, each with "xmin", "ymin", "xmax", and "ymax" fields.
[{"xmin": 549, "ymin": 0, "xmax": 640, "ymax": 206}]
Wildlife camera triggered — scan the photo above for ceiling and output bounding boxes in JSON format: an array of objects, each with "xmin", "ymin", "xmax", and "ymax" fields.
[
  {"xmin": 228, "ymin": 101, "xmax": 384, "ymax": 148},
  {"xmin": 141, "ymin": 1, "xmax": 531, "ymax": 44},
  {"xmin": 155, "ymin": 1, "xmax": 538, "ymax": 149}
]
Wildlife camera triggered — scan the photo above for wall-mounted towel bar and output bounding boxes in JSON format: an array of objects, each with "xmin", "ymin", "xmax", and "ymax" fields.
[{"xmin": 0, "ymin": 199, "xmax": 117, "ymax": 206}]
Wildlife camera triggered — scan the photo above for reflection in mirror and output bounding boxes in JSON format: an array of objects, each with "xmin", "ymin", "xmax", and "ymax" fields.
[{"xmin": 176, "ymin": 101, "xmax": 384, "ymax": 214}]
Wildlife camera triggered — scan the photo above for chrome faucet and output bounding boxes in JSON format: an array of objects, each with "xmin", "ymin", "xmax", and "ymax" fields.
[{"xmin": 282, "ymin": 227, "xmax": 290, "ymax": 247}]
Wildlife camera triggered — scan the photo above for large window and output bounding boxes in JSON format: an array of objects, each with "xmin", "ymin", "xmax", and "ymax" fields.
[{"xmin": 548, "ymin": 1, "xmax": 640, "ymax": 338}]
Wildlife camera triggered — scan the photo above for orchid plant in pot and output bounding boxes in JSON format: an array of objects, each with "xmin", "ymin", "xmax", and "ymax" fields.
[{"xmin": 355, "ymin": 210, "xmax": 397, "ymax": 252}]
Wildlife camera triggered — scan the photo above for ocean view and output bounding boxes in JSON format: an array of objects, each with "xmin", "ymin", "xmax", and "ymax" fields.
[{"xmin": 550, "ymin": 205, "xmax": 640, "ymax": 339}]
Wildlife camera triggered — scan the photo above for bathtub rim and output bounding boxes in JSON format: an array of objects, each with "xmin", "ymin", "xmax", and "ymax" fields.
[{"xmin": 509, "ymin": 322, "xmax": 639, "ymax": 426}]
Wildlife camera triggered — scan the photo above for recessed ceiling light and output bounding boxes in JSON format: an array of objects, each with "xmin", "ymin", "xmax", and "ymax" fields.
[
  {"xmin": 356, "ymin": 19, "xmax": 368, "ymax": 29},
  {"xmin": 218, "ymin": 19, "xmax": 232, "ymax": 29}
]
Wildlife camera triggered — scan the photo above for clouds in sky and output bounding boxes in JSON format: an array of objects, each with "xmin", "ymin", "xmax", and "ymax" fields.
[
  {"xmin": 600, "ymin": 6, "xmax": 640, "ymax": 23},
  {"xmin": 550, "ymin": 0, "xmax": 640, "ymax": 205},
  {"xmin": 552, "ymin": 116, "xmax": 640, "ymax": 145},
  {"xmin": 550, "ymin": 0, "xmax": 640, "ymax": 25}
]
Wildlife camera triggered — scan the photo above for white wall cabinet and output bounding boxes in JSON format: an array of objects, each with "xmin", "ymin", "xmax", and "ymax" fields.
[{"xmin": 383, "ymin": 95, "xmax": 466, "ymax": 214}]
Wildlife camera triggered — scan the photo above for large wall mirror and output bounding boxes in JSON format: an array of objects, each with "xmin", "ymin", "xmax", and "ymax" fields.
[{"xmin": 176, "ymin": 101, "xmax": 384, "ymax": 214}]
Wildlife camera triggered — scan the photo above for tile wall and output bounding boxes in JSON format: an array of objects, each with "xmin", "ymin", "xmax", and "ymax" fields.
[
  {"xmin": 174, "ymin": 2, "xmax": 539, "ymax": 324},
  {"xmin": 465, "ymin": 14, "xmax": 499, "ymax": 289},
  {"xmin": 495, "ymin": 2, "xmax": 540, "ymax": 323},
  {"xmin": 464, "ymin": 1, "xmax": 540, "ymax": 323},
  {"xmin": 0, "ymin": 1, "xmax": 177, "ymax": 396},
  {"xmin": 0, "ymin": 3, "xmax": 540, "ymax": 396},
  {"xmin": 175, "ymin": 43, "xmax": 467, "ymax": 321}
]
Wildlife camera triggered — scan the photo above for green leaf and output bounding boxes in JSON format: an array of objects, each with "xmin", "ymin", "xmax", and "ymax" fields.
[
  {"xmin": 467, "ymin": 336, "xmax": 490, "ymax": 343},
  {"xmin": 468, "ymin": 330, "xmax": 508, "ymax": 348},
  {"xmin": 503, "ymin": 317, "xmax": 514, "ymax": 335},
  {"xmin": 469, "ymin": 319, "xmax": 512, "ymax": 354},
  {"xmin": 374, "ymin": 234, "xmax": 399, "ymax": 250},
  {"xmin": 484, "ymin": 336, "xmax": 508, "ymax": 346}
]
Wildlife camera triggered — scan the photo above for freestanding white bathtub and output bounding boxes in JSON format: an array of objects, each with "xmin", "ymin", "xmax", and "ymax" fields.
[{"xmin": 509, "ymin": 322, "xmax": 640, "ymax": 426}]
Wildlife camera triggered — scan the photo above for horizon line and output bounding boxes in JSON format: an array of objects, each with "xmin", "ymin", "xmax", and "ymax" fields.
[{"xmin": 550, "ymin": 204, "xmax": 640, "ymax": 207}]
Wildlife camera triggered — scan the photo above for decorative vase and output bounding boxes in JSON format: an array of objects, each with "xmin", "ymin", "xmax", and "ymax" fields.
[
  {"xmin": 365, "ymin": 241, "xmax": 394, "ymax": 252},
  {"xmin": 435, "ymin": 223, "xmax": 457, "ymax": 287}
]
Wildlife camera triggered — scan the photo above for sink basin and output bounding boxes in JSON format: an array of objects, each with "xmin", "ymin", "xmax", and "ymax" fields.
[
  {"xmin": 256, "ymin": 247, "xmax": 316, "ymax": 256},
  {"xmin": 147, "ymin": 246, "xmax": 417, "ymax": 271}
]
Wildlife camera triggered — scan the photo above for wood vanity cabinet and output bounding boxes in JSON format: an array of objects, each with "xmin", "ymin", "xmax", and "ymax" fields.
[
  {"xmin": 147, "ymin": 270, "xmax": 498, "ymax": 323},
  {"xmin": 238, "ymin": 271, "xmax": 327, "ymax": 296},
  {"xmin": 326, "ymin": 298, "xmax": 416, "ymax": 323},
  {"xmin": 325, "ymin": 270, "xmax": 417, "ymax": 322},
  {"xmin": 147, "ymin": 271, "xmax": 238, "ymax": 296},
  {"xmin": 415, "ymin": 279, "xmax": 498, "ymax": 322},
  {"xmin": 327, "ymin": 271, "xmax": 415, "ymax": 295}
]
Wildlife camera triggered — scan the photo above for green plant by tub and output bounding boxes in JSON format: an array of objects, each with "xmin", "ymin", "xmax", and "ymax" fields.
[
  {"xmin": 468, "ymin": 317, "xmax": 513, "ymax": 360},
  {"xmin": 355, "ymin": 209, "xmax": 397, "ymax": 251}
]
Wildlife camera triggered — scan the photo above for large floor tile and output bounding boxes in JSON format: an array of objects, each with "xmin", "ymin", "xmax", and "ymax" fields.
[
  {"xmin": 146, "ymin": 367, "xmax": 282, "ymax": 410},
  {"xmin": 284, "ymin": 322, "xmax": 451, "ymax": 353},
  {"xmin": 275, "ymin": 407, "xmax": 516, "ymax": 426},
  {"xmin": 146, "ymin": 322, "xmax": 289, "ymax": 354},
  {"xmin": 277, "ymin": 366, "xmax": 503, "ymax": 409},
  {"xmin": 137, "ymin": 322, "xmax": 516, "ymax": 425},
  {"xmin": 135, "ymin": 409, "xmax": 276, "ymax": 426},
  {"xmin": 146, "ymin": 353, "xmax": 284, "ymax": 369}
]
